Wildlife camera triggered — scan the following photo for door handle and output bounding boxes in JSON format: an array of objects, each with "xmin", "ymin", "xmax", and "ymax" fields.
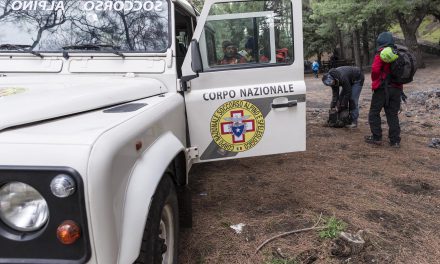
[{"xmin": 271, "ymin": 100, "xmax": 298, "ymax": 109}]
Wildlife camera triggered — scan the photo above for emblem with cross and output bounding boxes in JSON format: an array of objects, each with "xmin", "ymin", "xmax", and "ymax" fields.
[{"xmin": 221, "ymin": 110, "xmax": 255, "ymax": 143}]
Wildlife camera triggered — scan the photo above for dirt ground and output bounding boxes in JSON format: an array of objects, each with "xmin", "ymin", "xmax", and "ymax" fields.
[{"xmin": 179, "ymin": 56, "xmax": 440, "ymax": 264}]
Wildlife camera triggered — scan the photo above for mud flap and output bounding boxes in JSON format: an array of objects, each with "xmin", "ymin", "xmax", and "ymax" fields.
[{"xmin": 177, "ymin": 185, "xmax": 192, "ymax": 228}]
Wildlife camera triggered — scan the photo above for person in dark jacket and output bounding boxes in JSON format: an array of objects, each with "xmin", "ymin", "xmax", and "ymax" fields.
[
  {"xmin": 365, "ymin": 32, "xmax": 403, "ymax": 148},
  {"xmin": 322, "ymin": 66, "xmax": 364, "ymax": 128}
]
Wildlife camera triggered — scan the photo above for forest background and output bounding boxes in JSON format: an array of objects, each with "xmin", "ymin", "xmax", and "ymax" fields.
[{"xmin": 190, "ymin": 0, "xmax": 440, "ymax": 69}]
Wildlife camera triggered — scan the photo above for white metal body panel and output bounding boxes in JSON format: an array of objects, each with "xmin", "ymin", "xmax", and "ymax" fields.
[
  {"xmin": 85, "ymin": 93, "xmax": 186, "ymax": 264},
  {"xmin": 182, "ymin": 0, "xmax": 306, "ymax": 162},
  {"xmin": 184, "ymin": 81, "xmax": 306, "ymax": 162},
  {"xmin": 0, "ymin": 0, "xmax": 189, "ymax": 260},
  {"xmin": 115, "ymin": 132, "xmax": 186, "ymax": 263},
  {"xmin": 69, "ymin": 58, "xmax": 165, "ymax": 73},
  {"xmin": 0, "ymin": 58, "xmax": 63, "ymax": 72},
  {"xmin": 174, "ymin": 0, "xmax": 197, "ymax": 15},
  {"xmin": 0, "ymin": 92, "xmax": 186, "ymax": 264},
  {"xmin": 0, "ymin": 0, "xmax": 190, "ymax": 263},
  {"xmin": 0, "ymin": 75, "xmax": 165, "ymax": 131}
]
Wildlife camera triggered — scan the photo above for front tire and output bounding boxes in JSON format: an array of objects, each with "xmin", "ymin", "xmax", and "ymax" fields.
[{"xmin": 134, "ymin": 174, "xmax": 179, "ymax": 264}]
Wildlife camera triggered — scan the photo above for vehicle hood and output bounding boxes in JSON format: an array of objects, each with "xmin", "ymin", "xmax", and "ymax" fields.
[{"xmin": 0, "ymin": 75, "xmax": 164, "ymax": 131}]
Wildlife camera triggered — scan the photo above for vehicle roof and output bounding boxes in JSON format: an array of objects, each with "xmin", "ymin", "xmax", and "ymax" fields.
[{"xmin": 173, "ymin": 0, "xmax": 199, "ymax": 16}]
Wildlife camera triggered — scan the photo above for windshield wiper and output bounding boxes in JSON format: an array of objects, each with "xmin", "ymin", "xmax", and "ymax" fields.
[
  {"xmin": 62, "ymin": 44, "xmax": 125, "ymax": 58},
  {"xmin": 0, "ymin": 44, "xmax": 44, "ymax": 58}
]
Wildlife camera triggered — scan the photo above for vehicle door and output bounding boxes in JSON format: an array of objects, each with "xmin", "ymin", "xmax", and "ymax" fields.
[{"xmin": 181, "ymin": 0, "xmax": 306, "ymax": 163}]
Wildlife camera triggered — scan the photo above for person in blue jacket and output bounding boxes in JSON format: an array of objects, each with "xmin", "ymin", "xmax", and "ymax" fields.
[{"xmin": 312, "ymin": 60, "xmax": 320, "ymax": 78}]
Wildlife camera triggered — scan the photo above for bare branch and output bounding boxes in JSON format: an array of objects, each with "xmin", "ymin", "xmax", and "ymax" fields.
[{"xmin": 255, "ymin": 213, "xmax": 324, "ymax": 254}]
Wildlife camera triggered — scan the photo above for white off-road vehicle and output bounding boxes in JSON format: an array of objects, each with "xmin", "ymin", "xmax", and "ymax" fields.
[{"xmin": 0, "ymin": 0, "xmax": 305, "ymax": 263}]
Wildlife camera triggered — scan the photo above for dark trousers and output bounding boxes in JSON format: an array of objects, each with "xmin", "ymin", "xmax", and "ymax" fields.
[{"xmin": 368, "ymin": 87, "xmax": 401, "ymax": 143}]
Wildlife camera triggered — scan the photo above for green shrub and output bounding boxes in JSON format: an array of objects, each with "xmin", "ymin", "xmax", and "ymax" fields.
[{"xmin": 318, "ymin": 216, "xmax": 346, "ymax": 239}]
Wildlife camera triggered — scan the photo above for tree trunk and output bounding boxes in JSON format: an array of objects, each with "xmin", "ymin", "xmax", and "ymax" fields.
[
  {"xmin": 395, "ymin": 8, "xmax": 427, "ymax": 68},
  {"xmin": 336, "ymin": 27, "xmax": 344, "ymax": 59},
  {"xmin": 362, "ymin": 22, "xmax": 370, "ymax": 65},
  {"xmin": 352, "ymin": 29, "xmax": 362, "ymax": 69}
]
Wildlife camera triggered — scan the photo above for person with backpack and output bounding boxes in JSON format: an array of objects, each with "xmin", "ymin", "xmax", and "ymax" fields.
[
  {"xmin": 364, "ymin": 31, "xmax": 416, "ymax": 148},
  {"xmin": 322, "ymin": 66, "xmax": 364, "ymax": 128}
]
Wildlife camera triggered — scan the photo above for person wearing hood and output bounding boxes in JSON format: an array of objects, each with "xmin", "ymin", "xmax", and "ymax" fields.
[
  {"xmin": 365, "ymin": 32, "xmax": 403, "ymax": 148},
  {"xmin": 321, "ymin": 66, "xmax": 364, "ymax": 128}
]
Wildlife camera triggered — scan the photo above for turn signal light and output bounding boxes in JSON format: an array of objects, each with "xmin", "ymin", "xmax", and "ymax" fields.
[{"xmin": 57, "ymin": 220, "xmax": 81, "ymax": 245}]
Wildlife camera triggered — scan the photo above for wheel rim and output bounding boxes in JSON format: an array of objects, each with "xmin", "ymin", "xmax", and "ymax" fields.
[{"xmin": 159, "ymin": 203, "xmax": 175, "ymax": 264}]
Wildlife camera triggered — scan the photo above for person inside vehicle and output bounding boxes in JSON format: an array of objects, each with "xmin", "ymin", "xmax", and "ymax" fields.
[
  {"xmin": 219, "ymin": 40, "xmax": 247, "ymax": 65},
  {"xmin": 322, "ymin": 66, "xmax": 365, "ymax": 128},
  {"xmin": 238, "ymin": 37, "xmax": 269, "ymax": 63},
  {"xmin": 238, "ymin": 37, "xmax": 255, "ymax": 62}
]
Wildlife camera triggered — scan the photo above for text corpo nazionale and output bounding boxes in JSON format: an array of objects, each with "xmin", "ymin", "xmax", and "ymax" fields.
[{"xmin": 10, "ymin": 1, "xmax": 164, "ymax": 12}]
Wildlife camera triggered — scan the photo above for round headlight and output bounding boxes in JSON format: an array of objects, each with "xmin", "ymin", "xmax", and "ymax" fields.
[
  {"xmin": 50, "ymin": 175, "xmax": 76, "ymax": 198},
  {"xmin": 0, "ymin": 182, "xmax": 49, "ymax": 232}
]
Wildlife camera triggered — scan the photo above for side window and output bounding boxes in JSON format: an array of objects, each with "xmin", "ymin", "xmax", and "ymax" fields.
[
  {"xmin": 175, "ymin": 8, "xmax": 195, "ymax": 77},
  {"xmin": 199, "ymin": 0, "xmax": 294, "ymax": 70}
]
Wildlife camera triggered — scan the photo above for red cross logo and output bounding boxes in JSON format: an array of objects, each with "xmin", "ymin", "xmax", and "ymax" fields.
[{"xmin": 220, "ymin": 110, "xmax": 255, "ymax": 143}]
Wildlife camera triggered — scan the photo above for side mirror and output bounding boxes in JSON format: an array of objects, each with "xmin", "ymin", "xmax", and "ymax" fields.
[
  {"xmin": 180, "ymin": 39, "xmax": 203, "ymax": 91},
  {"xmin": 191, "ymin": 39, "xmax": 203, "ymax": 73}
]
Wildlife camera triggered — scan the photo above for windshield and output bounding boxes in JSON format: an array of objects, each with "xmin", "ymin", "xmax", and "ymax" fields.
[{"xmin": 0, "ymin": 0, "xmax": 170, "ymax": 53}]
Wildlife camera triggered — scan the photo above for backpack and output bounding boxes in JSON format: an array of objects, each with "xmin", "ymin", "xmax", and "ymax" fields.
[
  {"xmin": 328, "ymin": 109, "xmax": 351, "ymax": 128},
  {"xmin": 390, "ymin": 45, "xmax": 417, "ymax": 84}
]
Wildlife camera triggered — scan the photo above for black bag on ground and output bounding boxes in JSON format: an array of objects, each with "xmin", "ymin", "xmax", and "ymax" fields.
[
  {"xmin": 328, "ymin": 109, "xmax": 351, "ymax": 128},
  {"xmin": 390, "ymin": 45, "xmax": 417, "ymax": 84}
]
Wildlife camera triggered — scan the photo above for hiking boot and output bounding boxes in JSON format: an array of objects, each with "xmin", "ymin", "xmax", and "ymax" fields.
[
  {"xmin": 390, "ymin": 142, "xmax": 400, "ymax": 148},
  {"xmin": 364, "ymin": 135, "xmax": 382, "ymax": 145},
  {"xmin": 345, "ymin": 122, "xmax": 357, "ymax": 129}
]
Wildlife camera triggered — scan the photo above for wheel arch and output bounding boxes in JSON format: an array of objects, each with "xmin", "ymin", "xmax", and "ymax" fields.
[{"xmin": 117, "ymin": 132, "xmax": 187, "ymax": 264}]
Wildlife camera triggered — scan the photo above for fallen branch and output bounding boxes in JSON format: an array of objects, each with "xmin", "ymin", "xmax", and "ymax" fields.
[{"xmin": 255, "ymin": 213, "xmax": 325, "ymax": 254}]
